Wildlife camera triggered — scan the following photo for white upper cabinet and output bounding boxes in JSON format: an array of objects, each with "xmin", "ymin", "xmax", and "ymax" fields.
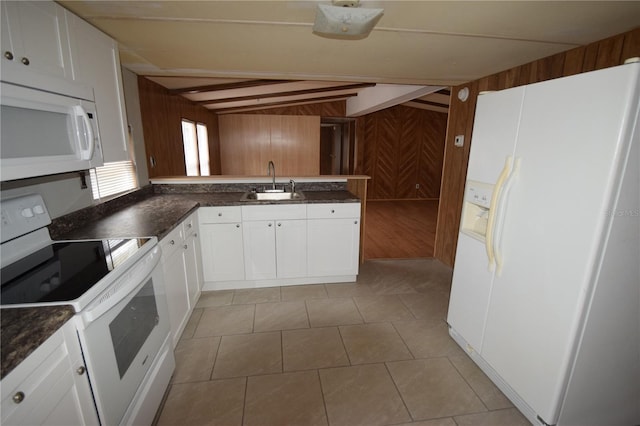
[
  {"xmin": 67, "ymin": 12, "xmax": 130, "ymax": 163},
  {"xmin": 1, "ymin": 1, "xmax": 73, "ymax": 83}
]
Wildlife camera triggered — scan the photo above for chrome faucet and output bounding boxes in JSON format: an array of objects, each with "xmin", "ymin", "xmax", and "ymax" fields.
[
  {"xmin": 289, "ymin": 179, "xmax": 296, "ymax": 193},
  {"xmin": 267, "ymin": 160, "xmax": 276, "ymax": 190}
]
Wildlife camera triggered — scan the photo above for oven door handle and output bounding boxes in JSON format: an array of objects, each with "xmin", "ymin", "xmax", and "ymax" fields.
[{"xmin": 81, "ymin": 246, "xmax": 162, "ymax": 324}]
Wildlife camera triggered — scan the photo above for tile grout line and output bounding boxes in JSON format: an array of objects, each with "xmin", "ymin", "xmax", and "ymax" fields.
[
  {"xmin": 315, "ymin": 368, "xmax": 331, "ymax": 426},
  {"xmin": 383, "ymin": 361, "xmax": 414, "ymax": 423}
]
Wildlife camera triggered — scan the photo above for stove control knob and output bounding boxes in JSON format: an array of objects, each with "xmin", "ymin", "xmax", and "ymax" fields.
[{"xmin": 20, "ymin": 208, "xmax": 34, "ymax": 218}]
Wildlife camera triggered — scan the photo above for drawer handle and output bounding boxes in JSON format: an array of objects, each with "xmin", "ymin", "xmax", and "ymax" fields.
[
  {"xmin": 183, "ymin": 244, "xmax": 188, "ymax": 249},
  {"xmin": 4, "ymin": 51, "xmax": 14, "ymax": 60},
  {"xmin": 354, "ymin": 220, "xmax": 358, "ymax": 224},
  {"xmin": 277, "ymin": 223, "xmax": 282, "ymax": 227},
  {"xmin": 21, "ymin": 57, "xmax": 29, "ymax": 66},
  {"xmin": 236, "ymin": 224, "xmax": 240, "ymax": 228},
  {"xmin": 188, "ymin": 223, "xmax": 193, "ymax": 228},
  {"xmin": 77, "ymin": 366, "xmax": 86, "ymax": 375},
  {"xmin": 170, "ymin": 239, "xmax": 175, "ymax": 245},
  {"xmin": 268, "ymin": 223, "xmax": 272, "ymax": 227},
  {"xmin": 13, "ymin": 391, "xmax": 25, "ymax": 404},
  {"xmin": 218, "ymin": 213, "xmax": 222, "ymax": 217},
  {"xmin": 331, "ymin": 209, "xmax": 335, "ymax": 213}
]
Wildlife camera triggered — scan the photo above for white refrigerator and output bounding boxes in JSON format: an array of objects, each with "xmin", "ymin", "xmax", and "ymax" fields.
[{"xmin": 447, "ymin": 60, "xmax": 640, "ymax": 426}]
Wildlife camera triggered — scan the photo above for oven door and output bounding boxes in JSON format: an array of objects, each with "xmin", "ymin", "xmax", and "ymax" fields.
[{"xmin": 75, "ymin": 245, "xmax": 170, "ymax": 426}]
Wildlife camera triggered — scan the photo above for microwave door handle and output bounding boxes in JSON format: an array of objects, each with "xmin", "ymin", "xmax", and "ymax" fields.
[{"xmin": 74, "ymin": 105, "xmax": 95, "ymax": 160}]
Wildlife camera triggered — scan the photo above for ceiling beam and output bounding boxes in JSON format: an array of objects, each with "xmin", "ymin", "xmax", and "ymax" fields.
[
  {"xmin": 195, "ymin": 82, "xmax": 375, "ymax": 105},
  {"xmin": 346, "ymin": 84, "xmax": 444, "ymax": 116},
  {"xmin": 211, "ymin": 94, "xmax": 354, "ymax": 114},
  {"xmin": 409, "ymin": 98, "xmax": 450, "ymax": 109},
  {"xmin": 168, "ymin": 79, "xmax": 291, "ymax": 95}
]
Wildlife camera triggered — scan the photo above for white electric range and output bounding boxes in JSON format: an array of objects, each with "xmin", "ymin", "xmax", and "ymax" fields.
[{"xmin": 1, "ymin": 194, "xmax": 175, "ymax": 426}]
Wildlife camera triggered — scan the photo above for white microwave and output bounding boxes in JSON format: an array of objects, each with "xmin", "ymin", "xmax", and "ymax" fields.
[{"xmin": 0, "ymin": 81, "xmax": 103, "ymax": 181}]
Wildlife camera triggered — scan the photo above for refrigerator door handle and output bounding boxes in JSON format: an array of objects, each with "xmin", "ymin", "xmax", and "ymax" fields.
[
  {"xmin": 486, "ymin": 156, "xmax": 512, "ymax": 271},
  {"xmin": 494, "ymin": 157, "xmax": 521, "ymax": 275}
]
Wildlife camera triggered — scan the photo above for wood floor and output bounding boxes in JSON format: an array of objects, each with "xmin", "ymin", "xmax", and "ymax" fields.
[{"xmin": 364, "ymin": 200, "xmax": 439, "ymax": 259}]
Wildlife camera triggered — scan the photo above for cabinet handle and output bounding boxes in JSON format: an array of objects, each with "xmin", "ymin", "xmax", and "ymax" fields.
[
  {"xmin": 354, "ymin": 220, "xmax": 358, "ymax": 224},
  {"xmin": 277, "ymin": 223, "xmax": 282, "ymax": 227},
  {"xmin": 183, "ymin": 244, "xmax": 188, "ymax": 249},
  {"xmin": 21, "ymin": 57, "xmax": 29, "ymax": 66},
  {"xmin": 218, "ymin": 213, "xmax": 222, "ymax": 217},
  {"xmin": 268, "ymin": 223, "xmax": 272, "ymax": 227},
  {"xmin": 149, "ymin": 156, "xmax": 157, "ymax": 168},
  {"xmin": 331, "ymin": 209, "xmax": 335, "ymax": 213},
  {"xmin": 77, "ymin": 366, "xmax": 86, "ymax": 375},
  {"xmin": 169, "ymin": 239, "xmax": 175, "ymax": 245},
  {"xmin": 236, "ymin": 224, "xmax": 240, "ymax": 228},
  {"xmin": 4, "ymin": 51, "xmax": 14, "ymax": 60},
  {"xmin": 187, "ymin": 223, "xmax": 193, "ymax": 228},
  {"xmin": 12, "ymin": 391, "xmax": 25, "ymax": 404},
  {"xmin": 194, "ymin": 233, "xmax": 198, "ymax": 237}
]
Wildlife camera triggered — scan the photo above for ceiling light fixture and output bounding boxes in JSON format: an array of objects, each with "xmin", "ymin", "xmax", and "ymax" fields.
[{"xmin": 313, "ymin": 0, "xmax": 384, "ymax": 40}]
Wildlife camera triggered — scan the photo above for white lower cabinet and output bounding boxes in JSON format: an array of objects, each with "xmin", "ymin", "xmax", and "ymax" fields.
[
  {"xmin": 242, "ymin": 204, "xmax": 307, "ymax": 280},
  {"xmin": 199, "ymin": 207, "xmax": 245, "ymax": 282},
  {"xmin": 160, "ymin": 211, "xmax": 202, "ymax": 347},
  {"xmin": 201, "ymin": 202, "xmax": 360, "ymax": 290},
  {"xmin": 0, "ymin": 319, "xmax": 99, "ymax": 426},
  {"xmin": 307, "ymin": 203, "xmax": 361, "ymax": 277}
]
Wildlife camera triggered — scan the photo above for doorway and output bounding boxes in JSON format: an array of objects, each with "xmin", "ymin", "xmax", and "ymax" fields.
[{"xmin": 320, "ymin": 118, "xmax": 355, "ymax": 175}]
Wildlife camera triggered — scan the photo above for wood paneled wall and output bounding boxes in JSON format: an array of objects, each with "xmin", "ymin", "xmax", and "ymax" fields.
[
  {"xmin": 435, "ymin": 27, "xmax": 640, "ymax": 267},
  {"xmin": 359, "ymin": 105, "xmax": 448, "ymax": 200},
  {"xmin": 218, "ymin": 114, "xmax": 320, "ymax": 175},
  {"xmin": 137, "ymin": 77, "xmax": 221, "ymax": 177}
]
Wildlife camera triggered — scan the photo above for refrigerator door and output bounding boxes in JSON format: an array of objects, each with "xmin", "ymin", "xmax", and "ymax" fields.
[
  {"xmin": 466, "ymin": 87, "xmax": 523, "ymax": 184},
  {"xmin": 479, "ymin": 63, "xmax": 640, "ymax": 424},
  {"xmin": 447, "ymin": 87, "xmax": 524, "ymax": 351}
]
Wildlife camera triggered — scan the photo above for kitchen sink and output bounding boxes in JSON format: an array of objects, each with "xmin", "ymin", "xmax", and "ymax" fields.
[{"xmin": 241, "ymin": 191, "xmax": 305, "ymax": 201}]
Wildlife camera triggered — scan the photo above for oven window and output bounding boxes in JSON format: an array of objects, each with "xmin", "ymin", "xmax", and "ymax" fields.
[{"xmin": 109, "ymin": 278, "xmax": 159, "ymax": 379}]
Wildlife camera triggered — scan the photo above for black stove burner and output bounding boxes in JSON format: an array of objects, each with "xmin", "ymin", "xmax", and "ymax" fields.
[{"xmin": 1, "ymin": 238, "xmax": 150, "ymax": 305}]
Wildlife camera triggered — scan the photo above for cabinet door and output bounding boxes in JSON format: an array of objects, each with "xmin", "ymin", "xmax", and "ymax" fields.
[
  {"xmin": 243, "ymin": 220, "xmax": 277, "ymax": 280},
  {"xmin": 1, "ymin": 1, "xmax": 73, "ymax": 80},
  {"xmin": 162, "ymin": 248, "xmax": 190, "ymax": 347},
  {"xmin": 67, "ymin": 13, "xmax": 129, "ymax": 163},
  {"xmin": 200, "ymin": 223, "xmax": 245, "ymax": 281},
  {"xmin": 308, "ymin": 218, "xmax": 360, "ymax": 276},
  {"xmin": 1, "ymin": 320, "xmax": 99, "ymax": 426},
  {"xmin": 276, "ymin": 219, "xmax": 307, "ymax": 278},
  {"xmin": 184, "ymin": 232, "xmax": 202, "ymax": 307}
]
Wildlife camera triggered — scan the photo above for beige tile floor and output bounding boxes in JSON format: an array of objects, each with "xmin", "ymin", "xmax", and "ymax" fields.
[{"xmin": 155, "ymin": 259, "xmax": 530, "ymax": 426}]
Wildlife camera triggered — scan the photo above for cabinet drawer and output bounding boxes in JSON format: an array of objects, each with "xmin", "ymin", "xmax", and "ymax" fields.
[
  {"xmin": 307, "ymin": 203, "xmax": 360, "ymax": 219},
  {"xmin": 160, "ymin": 224, "xmax": 184, "ymax": 257},
  {"xmin": 182, "ymin": 212, "xmax": 198, "ymax": 237},
  {"xmin": 199, "ymin": 206, "xmax": 242, "ymax": 223},
  {"xmin": 241, "ymin": 204, "xmax": 306, "ymax": 221}
]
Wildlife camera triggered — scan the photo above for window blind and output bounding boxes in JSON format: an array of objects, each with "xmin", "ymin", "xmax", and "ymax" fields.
[{"xmin": 90, "ymin": 160, "xmax": 138, "ymax": 200}]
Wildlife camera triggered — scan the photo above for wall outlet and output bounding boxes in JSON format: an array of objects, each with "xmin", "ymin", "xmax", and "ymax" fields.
[
  {"xmin": 454, "ymin": 135, "xmax": 464, "ymax": 147},
  {"xmin": 415, "ymin": 183, "xmax": 420, "ymax": 189}
]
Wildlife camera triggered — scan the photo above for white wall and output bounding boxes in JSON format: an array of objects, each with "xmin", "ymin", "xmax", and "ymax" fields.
[
  {"xmin": 122, "ymin": 67, "xmax": 149, "ymax": 186},
  {"xmin": 0, "ymin": 172, "xmax": 93, "ymax": 219}
]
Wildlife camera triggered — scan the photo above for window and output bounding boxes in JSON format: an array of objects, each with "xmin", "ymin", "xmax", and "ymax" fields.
[
  {"xmin": 90, "ymin": 160, "xmax": 138, "ymax": 200},
  {"xmin": 181, "ymin": 120, "xmax": 210, "ymax": 176}
]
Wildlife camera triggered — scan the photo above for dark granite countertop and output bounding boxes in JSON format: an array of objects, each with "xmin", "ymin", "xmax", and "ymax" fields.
[
  {"xmin": 1, "ymin": 306, "xmax": 75, "ymax": 379},
  {"xmin": 56, "ymin": 190, "xmax": 360, "ymax": 241},
  {"xmin": 1, "ymin": 187, "xmax": 359, "ymax": 377}
]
